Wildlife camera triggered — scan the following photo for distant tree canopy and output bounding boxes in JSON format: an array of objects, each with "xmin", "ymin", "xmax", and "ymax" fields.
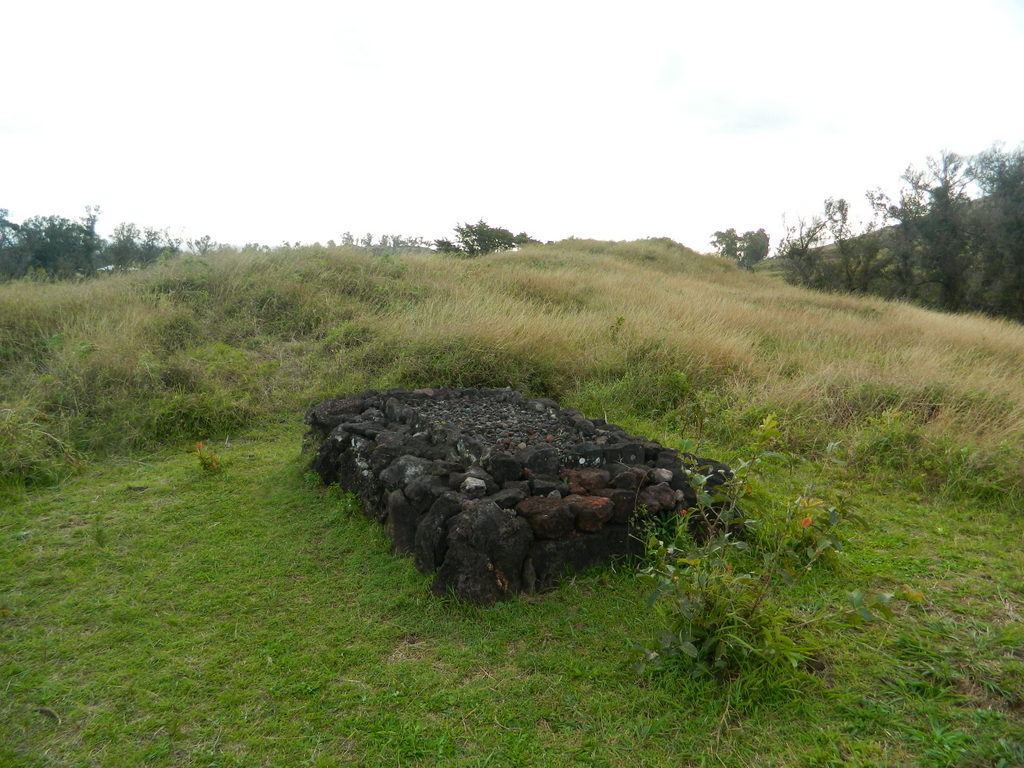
[
  {"xmin": 434, "ymin": 220, "xmax": 538, "ymax": 257},
  {"xmin": 774, "ymin": 145, "xmax": 1024, "ymax": 323},
  {"xmin": 711, "ymin": 228, "xmax": 770, "ymax": 270},
  {"xmin": 0, "ymin": 207, "xmax": 183, "ymax": 280}
]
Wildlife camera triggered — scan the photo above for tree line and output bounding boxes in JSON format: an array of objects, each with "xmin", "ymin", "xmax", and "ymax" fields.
[
  {"xmin": 0, "ymin": 210, "xmax": 539, "ymax": 281},
  {"xmin": 771, "ymin": 146, "xmax": 1024, "ymax": 322},
  {"xmin": 0, "ymin": 207, "xmax": 189, "ymax": 280}
]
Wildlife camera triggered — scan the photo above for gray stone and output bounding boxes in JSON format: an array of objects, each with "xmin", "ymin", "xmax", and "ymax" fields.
[
  {"xmin": 649, "ymin": 467, "xmax": 674, "ymax": 485},
  {"xmin": 460, "ymin": 476, "xmax": 488, "ymax": 497},
  {"xmin": 379, "ymin": 455, "xmax": 434, "ymax": 490}
]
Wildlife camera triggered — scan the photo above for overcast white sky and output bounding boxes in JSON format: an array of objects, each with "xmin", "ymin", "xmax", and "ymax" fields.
[{"xmin": 3, "ymin": 0, "xmax": 1023, "ymax": 252}]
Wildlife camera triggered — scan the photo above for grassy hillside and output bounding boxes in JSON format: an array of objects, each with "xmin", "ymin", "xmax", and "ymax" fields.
[
  {"xmin": 2, "ymin": 239, "xmax": 1023, "ymax": 766},
  {"xmin": 2, "ymin": 238, "xmax": 1023, "ymax": 500}
]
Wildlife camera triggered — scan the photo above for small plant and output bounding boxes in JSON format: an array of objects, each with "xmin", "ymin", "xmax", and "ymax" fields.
[
  {"xmin": 638, "ymin": 415, "xmax": 921, "ymax": 682},
  {"xmin": 775, "ymin": 495, "xmax": 866, "ymax": 578},
  {"xmin": 195, "ymin": 441, "xmax": 222, "ymax": 473},
  {"xmin": 638, "ymin": 529, "xmax": 812, "ymax": 679}
]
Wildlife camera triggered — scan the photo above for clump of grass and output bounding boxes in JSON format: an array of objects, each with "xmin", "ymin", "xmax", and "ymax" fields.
[{"xmin": 0, "ymin": 404, "xmax": 80, "ymax": 489}]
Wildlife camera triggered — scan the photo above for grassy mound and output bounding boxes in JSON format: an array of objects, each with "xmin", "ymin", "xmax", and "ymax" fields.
[{"xmin": 1, "ymin": 239, "xmax": 1022, "ymax": 506}]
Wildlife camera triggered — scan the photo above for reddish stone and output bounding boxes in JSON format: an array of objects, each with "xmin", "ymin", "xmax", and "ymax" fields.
[
  {"xmin": 561, "ymin": 468, "xmax": 611, "ymax": 492},
  {"xmin": 593, "ymin": 488, "xmax": 639, "ymax": 524},
  {"xmin": 564, "ymin": 494, "xmax": 615, "ymax": 532},
  {"xmin": 579, "ymin": 468, "xmax": 610, "ymax": 491},
  {"xmin": 515, "ymin": 496, "xmax": 574, "ymax": 539}
]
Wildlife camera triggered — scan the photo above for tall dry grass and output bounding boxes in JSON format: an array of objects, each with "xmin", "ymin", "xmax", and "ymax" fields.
[{"xmin": 1, "ymin": 238, "xmax": 1022, "ymax": 496}]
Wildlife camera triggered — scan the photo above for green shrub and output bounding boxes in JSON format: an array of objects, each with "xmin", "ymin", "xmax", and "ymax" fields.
[
  {"xmin": 638, "ymin": 420, "xmax": 920, "ymax": 682},
  {"xmin": 144, "ymin": 390, "xmax": 258, "ymax": 443},
  {"xmin": 639, "ymin": 531, "xmax": 813, "ymax": 680}
]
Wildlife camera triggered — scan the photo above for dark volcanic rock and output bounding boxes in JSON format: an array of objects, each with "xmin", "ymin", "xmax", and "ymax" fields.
[
  {"xmin": 380, "ymin": 455, "xmax": 434, "ymax": 491},
  {"xmin": 610, "ymin": 466, "xmax": 646, "ymax": 490},
  {"xmin": 486, "ymin": 453, "xmax": 524, "ymax": 485},
  {"xmin": 385, "ymin": 489, "xmax": 418, "ymax": 554},
  {"xmin": 519, "ymin": 445, "xmax": 560, "ymax": 476},
  {"xmin": 638, "ymin": 482, "xmax": 677, "ymax": 515},
  {"xmin": 529, "ymin": 475, "xmax": 568, "ymax": 497},
  {"xmin": 404, "ymin": 474, "xmax": 450, "ymax": 514},
  {"xmin": 431, "ymin": 501, "xmax": 533, "ymax": 603},
  {"xmin": 528, "ymin": 532, "xmax": 621, "ymax": 591},
  {"xmin": 305, "ymin": 395, "xmax": 366, "ymax": 436},
  {"xmin": 590, "ymin": 488, "xmax": 638, "ymax": 525},
  {"xmin": 414, "ymin": 491, "xmax": 464, "ymax": 574},
  {"xmin": 487, "ymin": 487, "xmax": 527, "ymax": 509}
]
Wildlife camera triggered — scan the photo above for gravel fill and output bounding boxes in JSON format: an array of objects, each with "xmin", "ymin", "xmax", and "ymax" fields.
[{"xmin": 408, "ymin": 397, "xmax": 582, "ymax": 454}]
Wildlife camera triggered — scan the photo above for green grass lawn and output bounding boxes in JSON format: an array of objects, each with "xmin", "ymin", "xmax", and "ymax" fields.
[{"xmin": 3, "ymin": 423, "xmax": 1022, "ymax": 767}]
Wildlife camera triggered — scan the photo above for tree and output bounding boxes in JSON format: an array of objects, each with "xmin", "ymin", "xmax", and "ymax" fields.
[
  {"xmin": 777, "ymin": 217, "xmax": 828, "ymax": 288},
  {"xmin": 105, "ymin": 223, "xmax": 180, "ymax": 269},
  {"xmin": 0, "ymin": 207, "xmax": 186, "ymax": 282},
  {"xmin": 775, "ymin": 145, "xmax": 1024, "ymax": 322},
  {"xmin": 433, "ymin": 220, "xmax": 536, "ymax": 257},
  {"xmin": 912, "ymin": 153, "xmax": 972, "ymax": 311},
  {"xmin": 711, "ymin": 229, "xmax": 739, "ymax": 262},
  {"xmin": 187, "ymin": 235, "xmax": 215, "ymax": 257},
  {"xmin": 0, "ymin": 209, "xmax": 18, "ymax": 249},
  {"xmin": 711, "ymin": 228, "xmax": 769, "ymax": 270},
  {"xmin": 824, "ymin": 198, "xmax": 888, "ymax": 294},
  {"xmin": 868, "ymin": 184, "xmax": 928, "ymax": 299},
  {"xmin": 739, "ymin": 229, "xmax": 770, "ymax": 270},
  {"xmin": 969, "ymin": 145, "xmax": 1024, "ymax": 321},
  {"xmin": 0, "ymin": 209, "xmax": 25, "ymax": 278}
]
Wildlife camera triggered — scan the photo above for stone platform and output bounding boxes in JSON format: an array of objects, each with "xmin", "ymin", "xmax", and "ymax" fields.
[{"xmin": 306, "ymin": 387, "xmax": 730, "ymax": 604}]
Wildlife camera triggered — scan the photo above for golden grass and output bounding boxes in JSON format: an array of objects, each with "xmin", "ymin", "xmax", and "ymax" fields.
[{"xmin": 1, "ymin": 237, "xmax": 1023, "ymax": 485}]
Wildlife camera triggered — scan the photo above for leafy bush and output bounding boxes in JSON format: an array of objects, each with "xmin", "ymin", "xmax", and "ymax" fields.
[
  {"xmin": 639, "ymin": 532, "xmax": 813, "ymax": 679},
  {"xmin": 638, "ymin": 417, "xmax": 920, "ymax": 682}
]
